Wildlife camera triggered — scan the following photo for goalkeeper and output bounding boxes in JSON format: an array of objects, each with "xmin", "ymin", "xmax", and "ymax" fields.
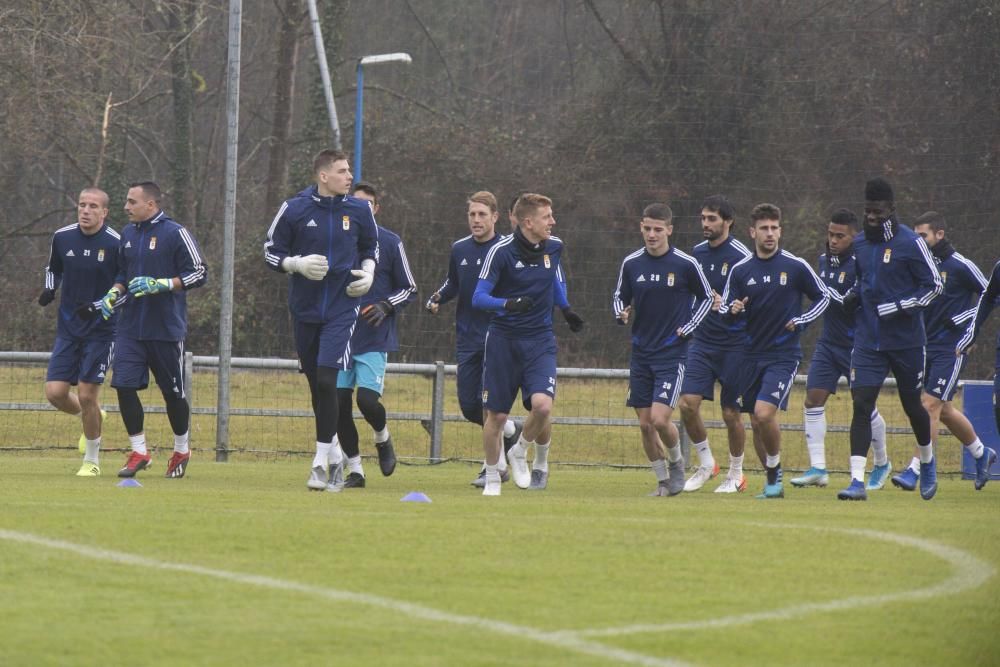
[
  {"xmin": 38, "ymin": 187, "xmax": 121, "ymax": 477},
  {"xmin": 472, "ymin": 193, "xmax": 583, "ymax": 496},
  {"xmin": 264, "ymin": 150, "xmax": 379, "ymax": 491},
  {"xmin": 334, "ymin": 181, "xmax": 417, "ymax": 488},
  {"xmin": 104, "ymin": 181, "xmax": 207, "ymax": 480}
]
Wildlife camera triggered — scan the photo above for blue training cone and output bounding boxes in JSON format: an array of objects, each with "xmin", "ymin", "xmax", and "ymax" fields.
[
  {"xmin": 117, "ymin": 479, "xmax": 142, "ymax": 488},
  {"xmin": 401, "ymin": 491, "xmax": 431, "ymax": 503}
]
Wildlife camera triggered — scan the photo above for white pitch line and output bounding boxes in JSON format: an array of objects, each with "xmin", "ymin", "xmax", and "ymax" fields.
[
  {"xmin": 560, "ymin": 523, "xmax": 996, "ymax": 639},
  {"xmin": 0, "ymin": 529, "xmax": 689, "ymax": 667}
]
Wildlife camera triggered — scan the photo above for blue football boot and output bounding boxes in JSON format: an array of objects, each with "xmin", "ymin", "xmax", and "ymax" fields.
[
  {"xmin": 919, "ymin": 458, "xmax": 937, "ymax": 500},
  {"xmin": 891, "ymin": 467, "xmax": 918, "ymax": 491},
  {"xmin": 837, "ymin": 479, "xmax": 868, "ymax": 501},
  {"xmin": 975, "ymin": 447, "xmax": 997, "ymax": 491},
  {"xmin": 790, "ymin": 467, "xmax": 829, "ymax": 487},
  {"xmin": 866, "ymin": 462, "xmax": 892, "ymax": 490}
]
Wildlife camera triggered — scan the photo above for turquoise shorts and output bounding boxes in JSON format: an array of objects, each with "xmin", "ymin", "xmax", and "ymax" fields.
[{"xmin": 336, "ymin": 351, "xmax": 387, "ymax": 394}]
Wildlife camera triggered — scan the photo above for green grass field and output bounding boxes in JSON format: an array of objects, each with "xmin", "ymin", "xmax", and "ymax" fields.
[{"xmin": 1, "ymin": 454, "xmax": 998, "ymax": 666}]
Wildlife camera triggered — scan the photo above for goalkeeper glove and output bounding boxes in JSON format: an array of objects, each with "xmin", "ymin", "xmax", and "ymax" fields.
[
  {"xmin": 100, "ymin": 287, "xmax": 120, "ymax": 320},
  {"xmin": 129, "ymin": 276, "xmax": 173, "ymax": 297},
  {"xmin": 37, "ymin": 289, "xmax": 56, "ymax": 306},
  {"xmin": 362, "ymin": 300, "xmax": 394, "ymax": 327},
  {"xmin": 346, "ymin": 259, "xmax": 376, "ymax": 297},
  {"xmin": 504, "ymin": 297, "xmax": 534, "ymax": 313},
  {"xmin": 561, "ymin": 307, "xmax": 585, "ymax": 332},
  {"xmin": 282, "ymin": 254, "xmax": 329, "ymax": 281}
]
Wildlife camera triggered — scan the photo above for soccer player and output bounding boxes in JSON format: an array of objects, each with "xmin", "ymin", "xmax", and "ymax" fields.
[
  {"xmin": 613, "ymin": 204, "xmax": 713, "ymax": 496},
  {"xmin": 677, "ymin": 195, "xmax": 753, "ymax": 493},
  {"xmin": 472, "ymin": 193, "xmax": 583, "ymax": 496},
  {"xmin": 791, "ymin": 210, "xmax": 890, "ymax": 489},
  {"xmin": 836, "ymin": 178, "xmax": 942, "ymax": 501},
  {"xmin": 425, "ymin": 191, "xmax": 523, "ymax": 487},
  {"xmin": 264, "ymin": 150, "xmax": 378, "ymax": 491},
  {"xmin": 334, "ymin": 181, "xmax": 417, "ymax": 487},
  {"xmin": 39, "ymin": 188, "xmax": 120, "ymax": 476},
  {"xmin": 721, "ymin": 203, "xmax": 829, "ymax": 499},
  {"xmin": 889, "ymin": 212, "xmax": 995, "ymax": 490},
  {"xmin": 100, "ymin": 181, "xmax": 207, "ymax": 479},
  {"xmin": 958, "ymin": 258, "xmax": 1000, "ymax": 484}
]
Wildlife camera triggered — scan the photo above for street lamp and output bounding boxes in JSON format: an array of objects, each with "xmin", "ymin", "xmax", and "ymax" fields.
[{"xmin": 354, "ymin": 52, "xmax": 412, "ymax": 183}]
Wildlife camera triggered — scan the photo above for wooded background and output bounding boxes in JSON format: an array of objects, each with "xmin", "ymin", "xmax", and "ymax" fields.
[{"xmin": 3, "ymin": 0, "xmax": 999, "ymax": 376}]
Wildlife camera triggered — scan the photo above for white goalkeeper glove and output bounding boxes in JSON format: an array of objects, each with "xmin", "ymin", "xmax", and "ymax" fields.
[
  {"xmin": 346, "ymin": 259, "xmax": 376, "ymax": 297},
  {"xmin": 282, "ymin": 254, "xmax": 328, "ymax": 281}
]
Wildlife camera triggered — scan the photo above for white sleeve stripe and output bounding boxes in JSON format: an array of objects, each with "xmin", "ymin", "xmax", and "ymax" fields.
[
  {"xmin": 385, "ymin": 242, "xmax": 418, "ymax": 305},
  {"xmin": 955, "ymin": 253, "xmax": 989, "ymax": 291},
  {"xmin": 612, "ymin": 249, "xmax": 643, "ymax": 317},
  {"xmin": 479, "ymin": 235, "xmax": 512, "ymax": 280},
  {"xmin": 178, "ymin": 228, "xmax": 203, "ymax": 265},
  {"xmin": 263, "ymin": 202, "xmax": 289, "ymax": 264}
]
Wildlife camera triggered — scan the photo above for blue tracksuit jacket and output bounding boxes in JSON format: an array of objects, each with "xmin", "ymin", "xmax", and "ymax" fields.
[
  {"xmin": 44, "ymin": 223, "xmax": 121, "ymax": 341},
  {"xmin": 350, "ymin": 226, "xmax": 417, "ymax": 355}
]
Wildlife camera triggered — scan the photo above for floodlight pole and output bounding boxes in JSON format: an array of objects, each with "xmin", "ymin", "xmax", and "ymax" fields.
[
  {"xmin": 354, "ymin": 53, "xmax": 412, "ymax": 182},
  {"xmin": 307, "ymin": 0, "xmax": 342, "ymax": 149}
]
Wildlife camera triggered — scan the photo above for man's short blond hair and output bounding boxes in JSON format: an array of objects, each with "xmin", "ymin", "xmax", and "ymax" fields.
[
  {"xmin": 467, "ymin": 190, "xmax": 497, "ymax": 213},
  {"xmin": 512, "ymin": 193, "xmax": 552, "ymax": 222}
]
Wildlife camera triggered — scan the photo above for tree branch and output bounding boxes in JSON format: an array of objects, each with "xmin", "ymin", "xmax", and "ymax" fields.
[{"xmin": 582, "ymin": 0, "xmax": 652, "ymax": 86}]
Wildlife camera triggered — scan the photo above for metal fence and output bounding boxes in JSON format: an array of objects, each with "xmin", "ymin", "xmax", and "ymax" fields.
[{"xmin": 1, "ymin": 350, "xmax": 950, "ymax": 472}]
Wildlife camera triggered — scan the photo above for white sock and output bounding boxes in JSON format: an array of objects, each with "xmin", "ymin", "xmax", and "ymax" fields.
[
  {"xmin": 870, "ymin": 410, "xmax": 888, "ymax": 465},
  {"xmin": 129, "ymin": 433, "xmax": 147, "ymax": 455},
  {"xmin": 765, "ymin": 453, "xmax": 780, "ymax": 469},
  {"xmin": 312, "ymin": 440, "xmax": 332, "ymax": 469},
  {"xmin": 804, "ymin": 406, "xmax": 826, "ymax": 470},
  {"xmin": 484, "ymin": 463, "xmax": 500, "ymax": 484},
  {"xmin": 909, "ymin": 456, "xmax": 920, "ymax": 473},
  {"xmin": 804, "ymin": 407, "xmax": 827, "ymax": 469},
  {"xmin": 651, "ymin": 458, "xmax": 668, "ymax": 482},
  {"xmin": 328, "ymin": 440, "xmax": 344, "ymax": 466},
  {"xmin": 173, "ymin": 431, "xmax": 190, "ymax": 455},
  {"xmin": 729, "ymin": 454, "xmax": 744, "ymax": 479},
  {"xmin": 693, "ymin": 439, "xmax": 714, "ymax": 468},
  {"xmin": 374, "ymin": 427, "xmax": 389, "ymax": 444},
  {"xmin": 84, "ymin": 437, "xmax": 100, "ymax": 464},
  {"xmin": 502, "ymin": 420, "xmax": 516, "ymax": 438},
  {"xmin": 850, "ymin": 455, "xmax": 866, "ymax": 482},
  {"xmin": 965, "ymin": 438, "xmax": 985, "ymax": 459},
  {"xmin": 348, "ymin": 455, "xmax": 364, "ymax": 476},
  {"xmin": 497, "ymin": 450, "xmax": 508, "ymax": 472},
  {"xmin": 510, "ymin": 440, "xmax": 530, "ymax": 460},
  {"xmin": 917, "ymin": 443, "xmax": 934, "ymax": 464},
  {"xmin": 533, "ymin": 441, "xmax": 550, "ymax": 472},
  {"xmin": 665, "ymin": 444, "xmax": 682, "ymax": 463}
]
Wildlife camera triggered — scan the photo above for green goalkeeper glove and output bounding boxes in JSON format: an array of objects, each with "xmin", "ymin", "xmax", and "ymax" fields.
[
  {"xmin": 99, "ymin": 287, "xmax": 120, "ymax": 320},
  {"xmin": 128, "ymin": 276, "xmax": 173, "ymax": 297}
]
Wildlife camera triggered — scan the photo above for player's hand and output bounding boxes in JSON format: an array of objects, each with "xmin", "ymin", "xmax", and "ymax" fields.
[
  {"xmin": 503, "ymin": 297, "xmax": 534, "ymax": 313},
  {"xmin": 785, "ymin": 319, "xmax": 798, "ymax": 332},
  {"xmin": 841, "ymin": 291, "xmax": 859, "ymax": 312},
  {"xmin": 957, "ymin": 342, "xmax": 975, "ymax": 356},
  {"xmin": 362, "ymin": 300, "xmax": 394, "ymax": 327},
  {"xmin": 99, "ymin": 287, "xmax": 120, "ymax": 320},
  {"xmin": 73, "ymin": 301, "xmax": 101, "ymax": 319},
  {"xmin": 618, "ymin": 306, "xmax": 632, "ymax": 325},
  {"xmin": 37, "ymin": 289, "xmax": 56, "ymax": 306},
  {"xmin": 283, "ymin": 254, "xmax": 328, "ymax": 281},
  {"xmin": 728, "ymin": 297, "xmax": 748, "ymax": 315},
  {"xmin": 711, "ymin": 290, "xmax": 723, "ymax": 312},
  {"xmin": 561, "ymin": 307, "xmax": 585, "ymax": 332},
  {"xmin": 425, "ymin": 292, "xmax": 441, "ymax": 314},
  {"xmin": 128, "ymin": 276, "xmax": 172, "ymax": 297},
  {"xmin": 346, "ymin": 260, "xmax": 375, "ymax": 297}
]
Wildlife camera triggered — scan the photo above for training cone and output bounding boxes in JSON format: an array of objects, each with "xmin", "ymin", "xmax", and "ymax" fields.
[
  {"xmin": 117, "ymin": 479, "xmax": 142, "ymax": 488},
  {"xmin": 401, "ymin": 491, "xmax": 431, "ymax": 503}
]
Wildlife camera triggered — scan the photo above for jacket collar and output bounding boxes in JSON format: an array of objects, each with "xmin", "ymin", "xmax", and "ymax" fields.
[
  {"xmin": 308, "ymin": 185, "xmax": 346, "ymax": 209},
  {"xmin": 134, "ymin": 210, "xmax": 165, "ymax": 228},
  {"xmin": 930, "ymin": 238, "xmax": 955, "ymax": 262},
  {"xmin": 826, "ymin": 243, "xmax": 852, "ymax": 268},
  {"xmin": 863, "ymin": 213, "xmax": 898, "ymax": 243}
]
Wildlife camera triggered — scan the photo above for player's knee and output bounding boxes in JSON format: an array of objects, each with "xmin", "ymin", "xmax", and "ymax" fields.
[
  {"xmin": 851, "ymin": 387, "xmax": 878, "ymax": 416},
  {"xmin": 316, "ymin": 367, "xmax": 338, "ymax": 395},
  {"xmin": 459, "ymin": 401, "xmax": 484, "ymax": 425},
  {"xmin": 721, "ymin": 406, "xmax": 742, "ymax": 425},
  {"xmin": 920, "ymin": 392, "xmax": 941, "ymax": 415},
  {"xmin": 679, "ymin": 395, "xmax": 699, "ymax": 418},
  {"xmin": 530, "ymin": 397, "xmax": 552, "ymax": 421},
  {"xmin": 44, "ymin": 382, "xmax": 68, "ymax": 406},
  {"xmin": 77, "ymin": 391, "xmax": 99, "ymax": 411},
  {"xmin": 899, "ymin": 390, "xmax": 925, "ymax": 417},
  {"xmin": 355, "ymin": 388, "xmax": 382, "ymax": 418}
]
